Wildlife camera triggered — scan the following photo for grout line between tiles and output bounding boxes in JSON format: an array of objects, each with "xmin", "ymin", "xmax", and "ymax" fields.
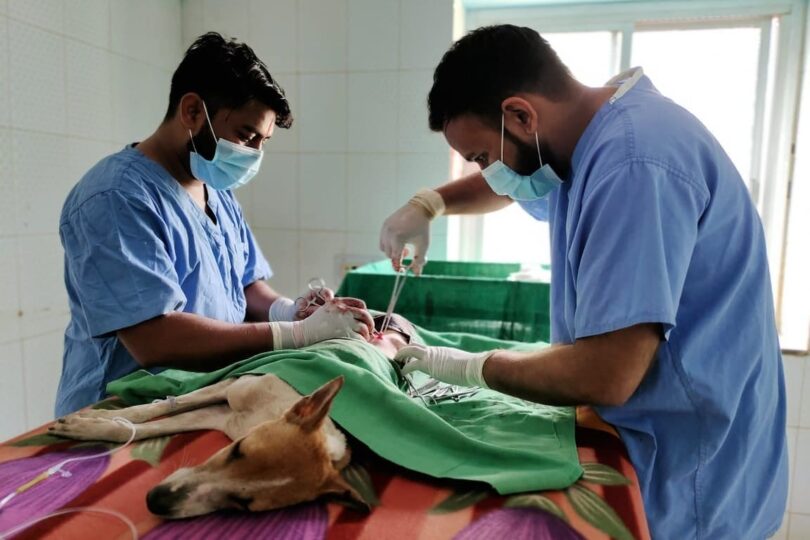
[{"xmin": 797, "ymin": 355, "xmax": 808, "ymax": 429}]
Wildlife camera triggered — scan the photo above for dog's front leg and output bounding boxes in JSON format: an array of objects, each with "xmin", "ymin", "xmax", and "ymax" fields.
[
  {"xmin": 59, "ymin": 378, "xmax": 239, "ymax": 425},
  {"xmin": 50, "ymin": 404, "xmax": 232, "ymax": 443}
]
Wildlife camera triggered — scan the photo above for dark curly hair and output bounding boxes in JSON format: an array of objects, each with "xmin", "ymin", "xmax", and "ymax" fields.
[
  {"xmin": 428, "ymin": 24, "xmax": 573, "ymax": 132},
  {"xmin": 165, "ymin": 32, "xmax": 292, "ymax": 128}
]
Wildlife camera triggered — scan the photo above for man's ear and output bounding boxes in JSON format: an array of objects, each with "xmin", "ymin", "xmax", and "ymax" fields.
[
  {"xmin": 284, "ymin": 376, "xmax": 344, "ymax": 432},
  {"xmin": 178, "ymin": 92, "xmax": 206, "ymax": 134},
  {"xmin": 502, "ymin": 96, "xmax": 538, "ymax": 134}
]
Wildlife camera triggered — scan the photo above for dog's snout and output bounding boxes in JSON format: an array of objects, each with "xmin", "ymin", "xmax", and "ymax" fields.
[{"xmin": 147, "ymin": 484, "xmax": 188, "ymax": 516}]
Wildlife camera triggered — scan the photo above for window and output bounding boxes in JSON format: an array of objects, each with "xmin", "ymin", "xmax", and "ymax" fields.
[{"xmin": 456, "ymin": 0, "xmax": 807, "ymax": 349}]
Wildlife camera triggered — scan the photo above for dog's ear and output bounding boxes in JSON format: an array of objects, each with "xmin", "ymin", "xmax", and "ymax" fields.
[{"xmin": 285, "ymin": 376, "xmax": 344, "ymax": 432}]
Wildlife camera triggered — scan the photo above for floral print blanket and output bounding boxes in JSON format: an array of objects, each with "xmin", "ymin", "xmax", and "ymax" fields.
[{"xmin": 0, "ymin": 405, "xmax": 649, "ymax": 539}]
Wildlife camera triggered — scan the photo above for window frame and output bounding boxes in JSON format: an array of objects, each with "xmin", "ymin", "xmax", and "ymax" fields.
[{"xmin": 456, "ymin": 0, "xmax": 808, "ymax": 350}]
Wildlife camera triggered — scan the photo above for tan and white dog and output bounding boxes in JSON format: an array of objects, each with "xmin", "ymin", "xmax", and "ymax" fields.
[
  {"xmin": 50, "ymin": 374, "xmax": 360, "ymax": 518},
  {"xmin": 48, "ymin": 314, "xmax": 416, "ymax": 518}
]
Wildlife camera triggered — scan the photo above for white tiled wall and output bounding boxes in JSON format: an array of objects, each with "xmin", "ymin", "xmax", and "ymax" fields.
[
  {"xmin": 181, "ymin": 0, "xmax": 454, "ymax": 296},
  {"xmin": 4, "ymin": 3, "xmax": 805, "ymax": 536},
  {"xmin": 0, "ymin": 0, "xmax": 182, "ymax": 436},
  {"xmin": 775, "ymin": 353, "xmax": 810, "ymax": 539}
]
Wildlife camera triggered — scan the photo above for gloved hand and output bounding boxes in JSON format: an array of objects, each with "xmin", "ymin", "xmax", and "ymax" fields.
[
  {"xmin": 396, "ymin": 344, "xmax": 494, "ymax": 388},
  {"xmin": 379, "ymin": 189, "xmax": 445, "ymax": 275},
  {"xmin": 268, "ymin": 288, "xmax": 336, "ymax": 322},
  {"xmin": 269, "ymin": 299, "xmax": 373, "ymax": 350}
]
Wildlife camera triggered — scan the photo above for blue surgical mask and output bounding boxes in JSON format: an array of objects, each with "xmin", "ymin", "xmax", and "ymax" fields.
[
  {"xmin": 481, "ymin": 114, "xmax": 562, "ymax": 201},
  {"xmin": 189, "ymin": 102, "xmax": 264, "ymax": 191}
]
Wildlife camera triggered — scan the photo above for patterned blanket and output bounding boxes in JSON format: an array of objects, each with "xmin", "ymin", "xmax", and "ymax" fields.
[{"xmin": 0, "ymin": 404, "xmax": 649, "ymax": 539}]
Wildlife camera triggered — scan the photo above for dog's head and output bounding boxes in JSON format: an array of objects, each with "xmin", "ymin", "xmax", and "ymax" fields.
[{"xmin": 146, "ymin": 376, "xmax": 361, "ymax": 518}]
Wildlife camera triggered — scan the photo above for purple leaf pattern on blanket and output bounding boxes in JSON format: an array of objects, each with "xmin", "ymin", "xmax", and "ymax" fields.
[
  {"xmin": 454, "ymin": 507, "xmax": 585, "ymax": 539},
  {"xmin": 433, "ymin": 462, "xmax": 635, "ymax": 539},
  {"xmin": 143, "ymin": 502, "xmax": 328, "ymax": 540},
  {"xmin": 0, "ymin": 448, "xmax": 110, "ymax": 533}
]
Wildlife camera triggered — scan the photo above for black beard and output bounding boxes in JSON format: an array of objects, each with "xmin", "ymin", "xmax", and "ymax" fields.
[
  {"xmin": 505, "ymin": 130, "xmax": 569, "ymax": 179},
  {"xmin": 188, "ymin": 128, "xmax": 217, "ymax": 161},
  {"xmin": 512, "ymin": 137, "xmax": 541, "ymax": 175}
]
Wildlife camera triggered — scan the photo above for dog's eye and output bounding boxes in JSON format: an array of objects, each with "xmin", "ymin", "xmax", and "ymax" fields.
[
  {"xmin": 227, "ymin": 493, "xmax": 253, "ymax": 510},
  {"xmin": 227, "ymin": 440, "xmax": 244, "ymax": 463}
]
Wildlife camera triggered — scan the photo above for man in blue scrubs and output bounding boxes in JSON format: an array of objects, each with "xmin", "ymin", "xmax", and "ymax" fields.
[
  {"xmin": 381, "ymin": 25, "xmax": 788, "ymax": 538},
  {"xmin": 58, "ymin": 33, "xmax": 373, "ymax": 416}
]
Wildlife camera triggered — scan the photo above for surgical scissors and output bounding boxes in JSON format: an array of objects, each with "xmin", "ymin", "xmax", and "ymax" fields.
[{"xmin": 296, "ymin": 277, "xmax": 330, "ymax": 316}]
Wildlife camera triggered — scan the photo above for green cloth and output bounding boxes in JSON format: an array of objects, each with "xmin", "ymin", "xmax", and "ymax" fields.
[{"xmin": 106, "ymin": 328, "xmax": 582, "ymax": 494}]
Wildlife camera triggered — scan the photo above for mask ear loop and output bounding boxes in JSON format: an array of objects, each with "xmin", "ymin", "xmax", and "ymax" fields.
[
  {"xmin": 187, "ymin": 100, "xmax": 218, "ymax": 154},
  {"xmin": 188, "ymin": 129, "xmax": 199, "ymax": 153},
  {"xmin": 200, "ymin": 101, "xmax": 218, "ymax": 142},
  {"xmin": 500, "ymin": 114, "xmax": 505, "ymax": 161},
  {"xmin": 535, "ymin": 132, "xmax": 543, "ymax": 167}
]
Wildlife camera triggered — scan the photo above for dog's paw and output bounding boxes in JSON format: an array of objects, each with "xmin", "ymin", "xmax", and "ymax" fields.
[{"xmin": 49, "ymin": 416, "xmax": 134, "ymax": 443}]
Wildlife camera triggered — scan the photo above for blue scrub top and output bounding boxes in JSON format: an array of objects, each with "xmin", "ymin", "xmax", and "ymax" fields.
[
  {"xmin": 519, "ymin": 69, "xmax": 787, "ymax": 538},
  {"xmin": 57, "ymin": 145, "xmax": 272, "ymax": 416}
]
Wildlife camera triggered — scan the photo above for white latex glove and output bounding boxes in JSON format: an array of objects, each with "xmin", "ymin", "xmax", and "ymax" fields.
[
  {"xmin": 268, "ymin": 297, "xmax": 297, "ymax": 322},
  {"xmin": 396, "ymin": 344, "xmax": 494, "ymax": 388},
  {"xmin": 380, "ymin": 190, "xmax": 444, "ymax": 275},
  {"xmin": 294, "ymin": 286, "xmax": 335, "ymax": 320},
  {"xmin": 269, "ymin": 299, "xmax": 373, "ymax": 350},
  {"xmin": 268, "ymin": 288, "xmax": 336, "ymax": 322},
  {"xmin": 379, "ymin": 203, "xmax": 430, "ymax": 274}
]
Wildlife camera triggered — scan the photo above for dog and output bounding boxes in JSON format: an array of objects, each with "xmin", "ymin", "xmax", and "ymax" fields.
[
  {"xmin": 48, "ymin": 314, "xmax": 416, "ymax": 519},
  {"xmin": 50, "ymin": 374, "xmax": 359, "ymax": 518}
]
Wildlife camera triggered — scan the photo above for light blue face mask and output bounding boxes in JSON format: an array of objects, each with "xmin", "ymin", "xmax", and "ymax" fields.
[
  {"xmin": 189, "ymin": 102, "xmax": 264, "ymax": 191},
  {"xmin": 481, "ymin": 115, "xmax": 562, "ymax": 201}
]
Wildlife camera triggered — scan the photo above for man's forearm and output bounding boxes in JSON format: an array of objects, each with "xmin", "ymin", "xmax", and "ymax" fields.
[
  {"xmin": 484, "ymin": 345, "xmax": 614, "ymax": 406},
  {"xmin": 435, "ymin": 172, "xmax": 513, "ymax": 215},
  {"xmin": 245, "ymin": 280, "xmax": 283, "ymax": 322},
  {"xmin": 483, "ymin": 324, "xmax": 661, "ymax": 407},
  {"xmin": 118, "ymin": 312, "xmax": 273, "ymax": 371}
]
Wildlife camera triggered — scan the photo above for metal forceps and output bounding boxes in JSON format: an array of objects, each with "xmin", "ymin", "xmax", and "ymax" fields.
[
  {"xmin": 390, "ymin": 359, "xmax": 430, "ymax": 407},
  {"xmin": 378, "ymin": 267, "xmax": 410, "ymax": 334}
]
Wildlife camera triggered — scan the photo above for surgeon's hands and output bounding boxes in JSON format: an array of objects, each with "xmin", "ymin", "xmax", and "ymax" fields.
[
  {"xmin": 295, "ymin": 287, "xmax": 335, "ymax": 320},
  {"xmin": 380, "ymin": 203, "xmax": 430, "ymax": 274},
  {"xmin": 396, "ymin": 344, "xmax": 494, "ymax": 388},
  {"xmin": 380, "ymin": 189, "xmax": 445, "ymax": 275},
  {"xmin": 269, "ymin": 298, "xmax": 374, "ymax": 350},
  {"xmin": 268, "ymin": 287, "xmax": 336, "ymax": 322}
]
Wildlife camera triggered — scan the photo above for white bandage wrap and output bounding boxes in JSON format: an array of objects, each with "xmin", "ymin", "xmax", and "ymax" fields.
[
  {"xmin": 464, "ymin": 352, "xmax": 491, "ymax": 389},
  {"xmin": 269, "ymin": 296, "xmax": 297, "ymax": 322},
  {"xmin": 408, "ymin": 189, "xmax": 446, "ymax": 220},
  {"xmin": 269, "ymin": 321, "xmax": 300, "ymax": 350}
]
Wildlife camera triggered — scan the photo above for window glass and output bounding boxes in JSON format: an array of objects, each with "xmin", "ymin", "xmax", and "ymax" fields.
[{"xmin": 632, "ymin": 27, "xmax": 761, "ymax": 185}]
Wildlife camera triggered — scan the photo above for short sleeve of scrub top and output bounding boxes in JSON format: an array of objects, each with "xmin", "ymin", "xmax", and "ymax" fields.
[
  {"xmin": 60, "ymin": 189, "xmax": 187, "ymax": 338},
  {"xmin": 571, "ymin": 159, "xmax": 709, "ymax": 340},
  {"xmin": 235, "ymin": 203, "xmax": 271, "ymax": 288}
]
